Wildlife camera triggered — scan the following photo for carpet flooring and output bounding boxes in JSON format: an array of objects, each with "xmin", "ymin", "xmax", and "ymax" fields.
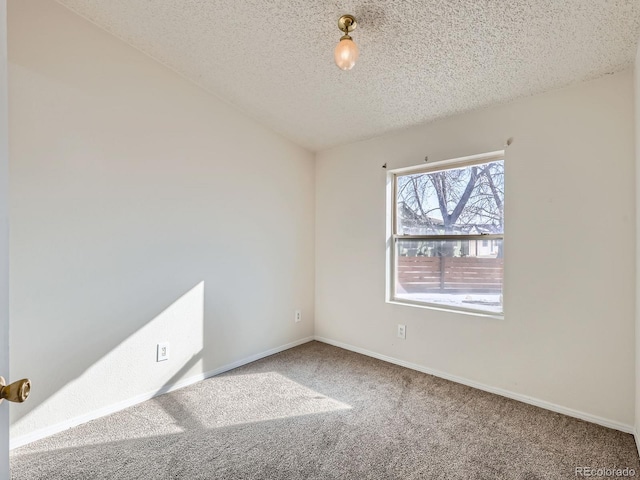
[{"xmin": 10, "ymin": 341, "xmax": 640, "ymax": 479}]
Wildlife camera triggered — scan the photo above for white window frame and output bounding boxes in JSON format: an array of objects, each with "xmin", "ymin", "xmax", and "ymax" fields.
[{"xmin": 386, "ymin": 151, "xmax": 505, "ymax": 318}]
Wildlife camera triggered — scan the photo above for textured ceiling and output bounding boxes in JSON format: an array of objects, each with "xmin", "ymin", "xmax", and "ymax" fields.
[{"xmin": 56, "ymin": 0, "xmax": 640, "ymax": 151}]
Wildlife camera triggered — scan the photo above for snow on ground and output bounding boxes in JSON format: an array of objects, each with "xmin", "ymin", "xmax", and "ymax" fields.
[{"xmin": 395, "ymin": 292, "xmax": 502, "ymax": 314}]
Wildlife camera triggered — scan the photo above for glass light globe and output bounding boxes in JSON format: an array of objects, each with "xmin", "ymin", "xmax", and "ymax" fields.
[{"xmin": 334, "ymin": 38, "xmax": 359, "ymax": 70}]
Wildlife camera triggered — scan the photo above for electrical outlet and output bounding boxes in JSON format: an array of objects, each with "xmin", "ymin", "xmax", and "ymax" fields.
[
  {"xmin": 397, "ymin": 324, "xmax": 406, "ymax": 340},
  {"xmin": 295, "ymin": 310, "xmax": 302, "ymax": 323},
  {"xmin": 157, "ymin": 342, "xmax": 170, "ymax": 362}
]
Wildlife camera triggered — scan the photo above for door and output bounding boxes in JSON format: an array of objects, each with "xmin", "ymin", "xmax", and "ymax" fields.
[{"xmin": 0, "ymin": 0, "xmax": 9, "ymax": 478}]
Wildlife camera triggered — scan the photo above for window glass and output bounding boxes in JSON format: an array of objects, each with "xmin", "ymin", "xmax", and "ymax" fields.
[
  {"xmin": 396, "ymin": 160, "xmax": 504, "ymax": 236},
  {"xmin": 395, "ymin": 239, "xmax": 503, "ymax": 314},
  {"xmin": 391, "ymin": 157, "xmax": 504, "ymax": 315}
]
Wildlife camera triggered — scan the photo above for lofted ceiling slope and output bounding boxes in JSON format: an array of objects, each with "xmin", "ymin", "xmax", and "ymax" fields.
[{"xmin": 56, "ymin": 1, "xmax": 640, "ymax": 152}]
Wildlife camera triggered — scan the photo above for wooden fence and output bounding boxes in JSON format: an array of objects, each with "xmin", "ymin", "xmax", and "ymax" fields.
[{"xmin": 397, "ymin": 256, "xmax": 503, "ymax": 293}]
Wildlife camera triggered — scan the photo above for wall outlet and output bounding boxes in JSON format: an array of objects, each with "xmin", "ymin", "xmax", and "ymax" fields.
[
  {"xmin": 157, "ymin": 342, "xmax": 170, "ymax": 362},
  {"xmin": 397, "ymin": 324, "xmax": 406, "ymax": 340},
  {"xmin": 295, "ymin": 310, "xmax": 302, "ymax": 323}
]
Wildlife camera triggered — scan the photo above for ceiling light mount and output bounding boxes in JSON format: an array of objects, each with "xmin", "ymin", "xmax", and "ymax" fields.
[
  {"xmin": 335, "ymin": 14, "xmax": 359, "ymax": 71},
  {"xmin": 338, "ymin": 14, "xmax": 357, "ymax": 36}
]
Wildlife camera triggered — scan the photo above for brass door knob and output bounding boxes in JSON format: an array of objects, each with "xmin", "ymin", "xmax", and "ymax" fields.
[{"xmin": 0, "ymin": 376, "xmax": 31, "ymax": 403}]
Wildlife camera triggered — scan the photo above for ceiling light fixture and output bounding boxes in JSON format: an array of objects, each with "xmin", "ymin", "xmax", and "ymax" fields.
[{"xmin": 334, "ymin": 14, "xmax": 358, "ymax": 71}]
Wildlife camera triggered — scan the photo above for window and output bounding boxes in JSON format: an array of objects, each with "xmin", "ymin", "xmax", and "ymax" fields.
[{"xmin": 390, "ymin": 154, "xmax": 504, "ymax": 315}]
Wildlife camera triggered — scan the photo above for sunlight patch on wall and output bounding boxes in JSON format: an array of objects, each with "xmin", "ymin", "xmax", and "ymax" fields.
[{"xmin": 11, "ymin": 281, "xmax": 205, "ymax": 440}]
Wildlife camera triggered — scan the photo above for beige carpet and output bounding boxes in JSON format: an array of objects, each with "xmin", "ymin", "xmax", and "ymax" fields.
[{"xmin": 10, "ymin": 341, "xmax": 640, "ymax": 479}]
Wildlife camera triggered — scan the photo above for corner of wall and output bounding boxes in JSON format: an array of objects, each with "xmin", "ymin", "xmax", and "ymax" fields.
[{"xmin": 635, "ymin": 39, "xmax": 640, "ymax": 458}]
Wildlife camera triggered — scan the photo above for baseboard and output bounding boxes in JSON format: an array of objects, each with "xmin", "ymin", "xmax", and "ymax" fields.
[
  {"xmin": 13, "ymin": 334, "xmax": 633, "ymax": 449},
  {"xmin": 314, "ymin": 335, "xmax": 635, "ymax": 434},
  {"xmin": 635, "ymin": 428, "xmax": 640, "ymax": 458},
  {"xmin": 10, "ymin": 336, "xmax": 315, "ymax": 450}
]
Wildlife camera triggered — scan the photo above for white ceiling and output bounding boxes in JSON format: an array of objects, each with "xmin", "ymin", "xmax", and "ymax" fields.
[{"xmin": 56, "ymin": 1, "xmax": 640, "ymax": 152}]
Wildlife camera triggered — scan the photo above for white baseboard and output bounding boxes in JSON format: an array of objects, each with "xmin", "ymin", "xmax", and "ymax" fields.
[
  {"xmin": 10, "ymin": 336, "xmax": 315, "ymax": 450},
  {"xmin": 635, "ymin": 429, "xmax": 640, "ymax": 457},
  {"xmin": 314, "ymin": 336, "xmax": 635, "ymax": 434},
  {"xmin": 12, "ymin": 334, "xmax": 633, "ymax": 449}
]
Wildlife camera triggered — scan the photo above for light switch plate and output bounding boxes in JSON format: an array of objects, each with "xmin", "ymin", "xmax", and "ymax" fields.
[
  {"xmin": 397, "ymin": 324, "xmax": 406, "ymax": 340},
  {"xmin": 157, "ymin": 342, "xmax": 169, "ymax": 362}
]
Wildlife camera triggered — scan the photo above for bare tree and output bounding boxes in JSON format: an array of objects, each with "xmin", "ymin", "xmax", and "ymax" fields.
[{"xmin": 397, "ymin": 160, "xmax": 504, "ymax": 257}]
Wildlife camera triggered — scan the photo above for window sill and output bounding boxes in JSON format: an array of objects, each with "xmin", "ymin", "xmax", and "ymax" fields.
[{"xmin": 387, "ymin": 299, "xmax": 505, "ymax": 320}]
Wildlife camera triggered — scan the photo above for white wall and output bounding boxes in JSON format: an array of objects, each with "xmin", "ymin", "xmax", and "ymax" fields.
[
  {"xmin": 8, "ymin": 0, "xmax": 314, "ymax": 441},
  {"xmin": 635, "ymin": 43, "xmax": 640, "ymax": 444},
  {"xmin": 316, "ymin": 71, "xmax": 636, "ymax": 428},
  {"xmin": 0, "ymin": 0, "xmax": 9, "ymax": 475}
]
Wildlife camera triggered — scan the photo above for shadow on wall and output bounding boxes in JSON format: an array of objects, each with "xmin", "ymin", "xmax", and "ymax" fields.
[
  {"xmin": 7, "ymin": 0, "xmax": 314, "ymax": 442},
  {"xmin": 10, "ymin": 280, "xmax": 213, "ymax": 434}
]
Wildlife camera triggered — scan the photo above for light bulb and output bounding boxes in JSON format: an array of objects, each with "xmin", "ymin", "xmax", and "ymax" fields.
[{"xmin": 334, "ymin": 38, "xmax": 359, "ymax": 70}]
